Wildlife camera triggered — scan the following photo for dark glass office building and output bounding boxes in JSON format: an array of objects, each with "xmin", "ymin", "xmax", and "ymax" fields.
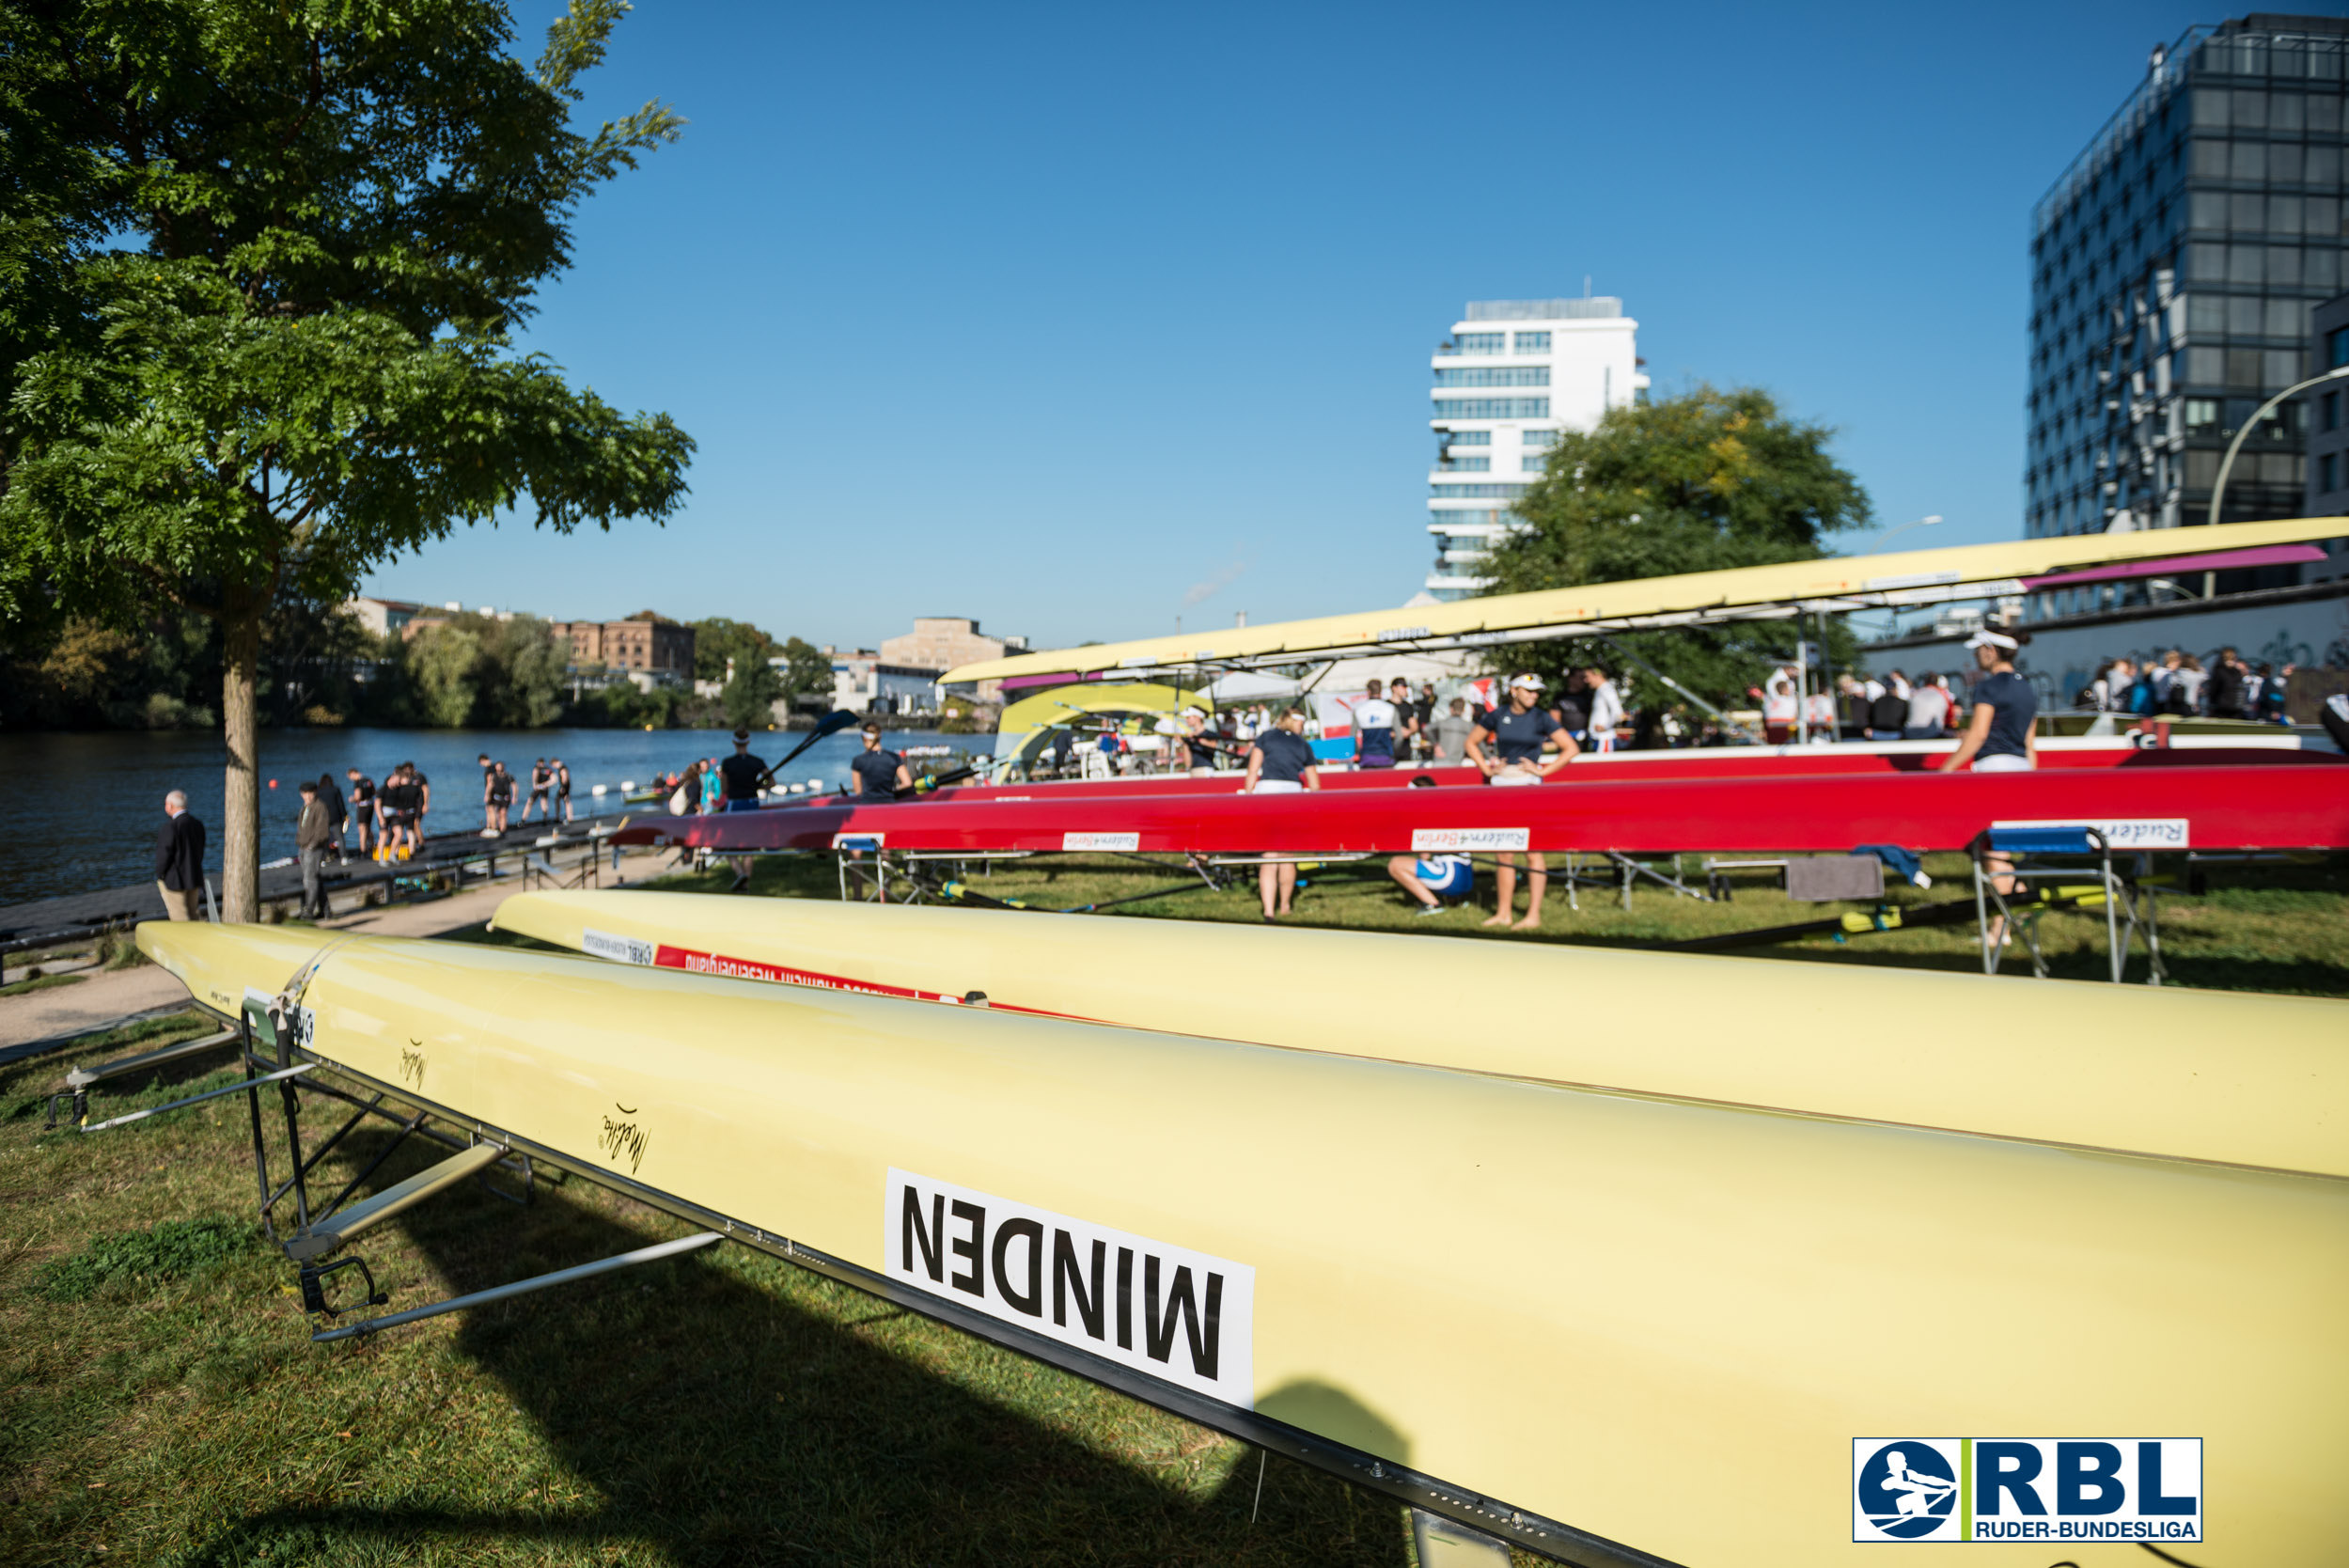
[{"xmin": 2027, "ymin": 15, "xmax": 2349, "ymax": 613}]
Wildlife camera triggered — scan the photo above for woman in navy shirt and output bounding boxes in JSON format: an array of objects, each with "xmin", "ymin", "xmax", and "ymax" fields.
[
  {"xmin": 1942, "ymin": 628, "xmax": 2038, "ymax": 946},
  {"xmin": 1463, "ymin": 674, "xmax": 1581, "ymax": 930}
]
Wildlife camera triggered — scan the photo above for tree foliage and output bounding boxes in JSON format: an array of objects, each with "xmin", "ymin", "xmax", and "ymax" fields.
[
  {"xmin": 0, "ymin": 0, "xmax": 693, "ymax": 915},
  {"xmin": 1483, "ymin": 386, "xmax": 1872, "ymax": 708}
]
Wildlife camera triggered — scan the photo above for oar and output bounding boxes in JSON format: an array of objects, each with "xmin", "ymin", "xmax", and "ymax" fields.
[
  {"xmin": 757, "ymin": 711, "xmax": 859, "ymax": 792},
  {"xmin": 895, "ymin": 764, "xmax": 979, "ymax": 800}
]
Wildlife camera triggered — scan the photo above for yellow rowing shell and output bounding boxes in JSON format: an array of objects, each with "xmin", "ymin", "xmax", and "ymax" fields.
[
  {"xmin": 137, "ymin": 919, "xmax": 2346, "ymax": 1566},
  {"xmin": 491, "ymin": 889, "xmax": 2349, "ymax": 1181}
]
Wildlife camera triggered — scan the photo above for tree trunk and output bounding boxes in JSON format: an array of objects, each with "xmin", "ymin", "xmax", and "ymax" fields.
[{"xmin": 220, "ymin": 606, "xmax": 262, "ymax": 922}]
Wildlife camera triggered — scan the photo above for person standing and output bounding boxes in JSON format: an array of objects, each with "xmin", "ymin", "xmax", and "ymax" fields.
[
  {"xmin": 1354, "ymin": 679, "xmax": 1399, "ymax": 770},
  {"xmin": 372, "ymin": 766, "xmax": 403, "ymax": 860},
  {"xmin": 482, "ymin": 760, "xmax": 515, "ymax": 837},
  {"xmin": 523, "ymin": 758, "xmax": 553, "ymax": 823},
  {"xmin": 553, "ymin": 758, "xmax": 574, "ymax": 823},
  {"xmin": 346, "ymin": 767, "xmax": 377, "ymax": 858},
  {"xmin": 1464, "ymin": 674, "xmax": 1579, "ymax": 930},
  {"xmin": 2207, "ymin": 647, "xmax": 2247, "ymax": 719},
  {"xmin": 716, "ymin": 729, "xmax": 769, "ymax": 891},
  {"xmin": 1868, "ymin": 672, "xmax": 1909, "ymax": 741},
  {"xmin": 318, "ymin": 772, "xmax": 349, "ymax": 862},
  {"xmin": 1431, "ymin": 696, "xmax": 1475, "ymax": 760},
  {"xmin": 852, "ymin": 724, "xmax": 913, "ymax": 798},
  {"xmin": 2171, "ymin": 654, "xmax": 2206, "ymax": 716},
  {"xmin": 152, "ymin": 791, "xmax": 208, "ymax": 920},
  {"xmin": 412, "ymin": 761, "xmax": 433, "ymax": 846},
  {"xmin": 295, "ymin": 780, "xmax": 334, "ymax": 919},
  {"xmin": 1762, "ymin": 666, "xmax": 1798, "ymax": 745},
  {"xmin": 1584, "ymin": 665, "xmax": 1625, "ymax": 753},
  {"xmin": 1244, "ymin": 706, "xmax": 1320, "ymax": 920},
  {"xmin": 1173, "ymin": 707, "xmax": 1219, "ymax": 776},
  {"xmin": 1941, "ymin": 628, "xmax": 2038, "ymax": 947},
  {"xmin": 2261, "ymin": 663, "xmax": 2293, "ymax": 725}
]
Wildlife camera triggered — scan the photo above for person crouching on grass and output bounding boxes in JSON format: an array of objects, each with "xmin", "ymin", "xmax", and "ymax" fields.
[
  {"xmin": 1463, "ymin": 673, "xmax": 1580, "ymax": 930},
  {"xmin": 1244, "ymin": 706, "xmax": 1320, "ymax": 921}
]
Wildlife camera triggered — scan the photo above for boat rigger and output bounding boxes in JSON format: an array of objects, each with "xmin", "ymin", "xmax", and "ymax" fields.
[
  {"xmin": 614, "ymin": 762, "xmax": 2349, "ymax": 856},
  {"xmin": 491, "ymin": 888, "xmax": 2349, "ymax": 1180},
  {"xmin": 131, "ymin": 920, "xmax": 2349, "ymax": 1568}
]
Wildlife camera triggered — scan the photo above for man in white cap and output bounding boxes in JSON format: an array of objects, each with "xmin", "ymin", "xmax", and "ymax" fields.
[{"xmin": 1464, "ymin": 674, "xmax": 1580, "ymax": 929}]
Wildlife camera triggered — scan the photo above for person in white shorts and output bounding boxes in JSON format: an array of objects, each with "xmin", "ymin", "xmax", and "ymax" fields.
[
  {"xmin": 1244, "ymin": 707, "xmax": 1320, "ymax": 919},
  {"xmin": 1464, "ymin": 674, "xmax": 1580, "ymax": 929},
  {"xmin": 1943, "ymin": 627, "xmax": 2039, "ymax": 943}
]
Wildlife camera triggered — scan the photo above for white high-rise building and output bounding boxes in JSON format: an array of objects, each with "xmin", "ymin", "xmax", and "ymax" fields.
[{"xmin": 1424, "ymin": 297, "xmax": 1646, "ymax": 600}]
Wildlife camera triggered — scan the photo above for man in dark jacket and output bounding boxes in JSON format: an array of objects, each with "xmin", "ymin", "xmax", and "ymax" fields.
[
  {"xmin": 153, "ymin": 792, "xmax": 208, "ymax": 921},
  {"xmin": 296, "ymin": 781, "xmax": 334, "ymax": 919}
]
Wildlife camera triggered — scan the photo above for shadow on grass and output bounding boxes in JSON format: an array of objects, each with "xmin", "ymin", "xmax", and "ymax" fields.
[{"xmin": 174, "ymin": 1129, "xmax": 1410, "ymax": 1568}]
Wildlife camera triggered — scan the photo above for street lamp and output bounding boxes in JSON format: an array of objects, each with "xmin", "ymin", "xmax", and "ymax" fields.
[
  {"xmin": 2207, "ymin": 363, "xmax": 2349, "ymax": 527},
  {"xmin": 1868, "ymin": 514, "xmax": 1944, "ymax": 552}
]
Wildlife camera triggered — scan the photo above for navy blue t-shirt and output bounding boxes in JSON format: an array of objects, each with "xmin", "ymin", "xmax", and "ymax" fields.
[
  {"xmin": 1474, "ymin": 704, "xmax": 1560, "ymax": 763},
  {"xmin": 1252, "ymin": 729, "xmax": 1316, "ymax": 783},
  {"xmin": 851, "ymin": 749, "xmax": 902, "ymax": 797},
  {"xmin": 1973, "ymin": 671, "xmax": 2037, "ymax": 759}
]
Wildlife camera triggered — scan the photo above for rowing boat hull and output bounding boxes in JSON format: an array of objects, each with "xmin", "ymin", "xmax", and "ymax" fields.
[
  {"xmin": 621, "ymin": 762, "xmax": 2349, "ymax": 855},
  {"xmin": 490, "ymin": 890, "xmax": 2349, "ymax": 1179},
  {"xmin": 135, "ymin": 922, "xmax": 2348, "ymax": 1567}
]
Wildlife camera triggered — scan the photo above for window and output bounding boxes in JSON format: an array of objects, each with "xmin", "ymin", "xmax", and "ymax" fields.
[
  {"xmin": 1433, "ymin": 366, "xmax": 1549, "ymax": 387},
  {"xmin": 2185, "ymin": 399, "xmax": 2219, "ymax": 433},
  {"xmin": 1512, "ymin": 331, "xmax": 1550, "ymax": 353},
  {"xmin": 1437, "ymin": 456, "xmax": 1491, "ymax": 472},
  {"xmin": 1437, "ymin": 429, "xmax": 1491, "ymax": 446},
  {"xmin": 1429, "ymin": 482, "xmax": 1533, "ymax": 500},
  {"xmin": 1522, "ymin": 456, "xmax": 1548, "ymax": 472},
  {"xmin": 2324, "ymin": 392, "xmax": 2340, "ymax": 432},
  {"xmin": 2323, "ymin": 452, "xmax": 2340, "ymax": 494},
  {"xmin": 1432, "ymin": 398, "xmax": 1550, "ymax": 419},
  {"xmin": 1448, "ymin": 333, "xmax": 1506, "ymax": 355},
  {"xmin": 2332, "ymin": 326, "xmax": 2349, "ymax": 369},
  {"xmin": 1520, "ymin": 429, "xmax": 1558, "ymax": 448}
]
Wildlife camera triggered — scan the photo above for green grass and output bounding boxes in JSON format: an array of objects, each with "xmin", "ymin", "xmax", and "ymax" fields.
[
  {"xmin": 0, "ymin": 971, "xmax": 89, "ymax": 997},
  {"xmin": 634, "ymin": 845, "xmax": 2349, "ymax": 997},
  {"xmin": 0, "ymin": 1011, "xmax": 1443, "ymax": 1567}
]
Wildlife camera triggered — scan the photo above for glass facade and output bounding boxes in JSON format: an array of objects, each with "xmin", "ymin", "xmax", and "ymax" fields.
[
  {"xmin": 1433, "ymin": 366, "xmax": 1550, "ymax": 387},
  {"xmin": 1432, "ymin": 397, "xmax": 1549, "ymax": 419},
  {"xmin": 1512, "ymin": 331, "xmax": 1552, "ymax": 352},
  {"xmin": 2027, "ymin": 17, "xmax": 2349, "ymax": 552},
  {"xmin": 1430, "ymin": 482, "xmax": 1534, "ymax": 499},
  {"xmin": 1449, "ymin": 332, "xmax": 1507, "ymax": 354}
]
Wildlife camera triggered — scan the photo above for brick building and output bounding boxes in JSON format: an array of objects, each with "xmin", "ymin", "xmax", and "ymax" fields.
[
  {"xmin": 547, "ymin": 611, "xmax": 695, "ymax": 679},
  {"xmin": 879, "ymin": 617, "xmax": 1026, "ymax": 702}
]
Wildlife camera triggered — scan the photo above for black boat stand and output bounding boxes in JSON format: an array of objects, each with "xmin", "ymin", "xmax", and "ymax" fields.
[{"xmin": 66, "ymin": 1001, "xmax": 717, "ymax": 1345}]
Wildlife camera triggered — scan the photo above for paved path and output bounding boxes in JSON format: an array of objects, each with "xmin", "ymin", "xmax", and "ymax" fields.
[{"xmin": 1, "ymin": 842, "xmax": 675, "ymax": 1062}]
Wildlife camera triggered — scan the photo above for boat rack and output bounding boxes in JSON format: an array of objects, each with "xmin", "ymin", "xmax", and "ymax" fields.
[{"xmin": 1969, "ymin": 826, "xmax": 2166, "ymax": 985}]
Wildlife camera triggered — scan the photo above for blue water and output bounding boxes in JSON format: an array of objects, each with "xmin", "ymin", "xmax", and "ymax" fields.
[{"xmin": 0, "ymin": 727, "xmax": 973, "ymax": 906}]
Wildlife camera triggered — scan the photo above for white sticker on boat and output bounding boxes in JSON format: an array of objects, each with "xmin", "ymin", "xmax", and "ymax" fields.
[
  {"xmin": 1412, "ymin": 827, "xmax": 1529, "ymax": 852},
  {"xmin": 1062, "ymin": 832, "xmax": 1140, "ymax": 852},
  {"xmin": 581, "ymin": 927, "xmax": 655, "ymax": 966},
  {"xmin": 832, "ymin": 832, "xmax": 885, "ymax": 850},
  {"xmin": 1992, "ymin": 818, "xmax": 2190, "ymax": 851},
  {"xmin": 886, "ymin": 1168, "xmax": 1253, "ymax": 1405}
]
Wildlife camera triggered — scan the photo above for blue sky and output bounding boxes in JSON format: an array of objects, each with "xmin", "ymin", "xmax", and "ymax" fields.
[{"xmin": 362, "ymin": 0, "xmax": 2292, "ymax": 651}]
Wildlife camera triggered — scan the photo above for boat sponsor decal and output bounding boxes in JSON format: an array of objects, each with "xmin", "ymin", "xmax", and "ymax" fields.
[
  {"xmin": 1991, "ymin": 817, "xmax": 2190, "ymax": 851},
  {"xmin": 1411, "ymin": 827, "xmax": 1530, "ymax": 852},
  {"xmin": 833, "ymin": 832, "xmax": 885, "ymax": 850},
  {"xmin": 1853, "ymin": 1437, "xmax": 2200, "ymax": 1544},
  {"xmin": 1062, "ymin": 832, "xmax": 1141, "ymax": 852},
  {"xmin": 1863, "ymin": 569, "xmax": 1964, "ymax": 591},
  {"xmin": 581, "ymin": 927, "xmax": 656, "ymax": 966},
  {"xmin": 598, "ymin": 1102, "xmax": 648, "ymax": 1175},
  {"xmin": 652, "ymin": 943, "xmax": 955, "ymax": 1001},
  {"xmin": 1375, "ymin": 623, "xmax": 1432, "ymax": 641},
  {"xmin": 887, "ymin": 1169, "xmax": 1254, "ymax": 1405}
]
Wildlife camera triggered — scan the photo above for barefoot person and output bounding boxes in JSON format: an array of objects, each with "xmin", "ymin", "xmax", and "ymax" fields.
[
  {"xmin": 1942, "ymin": 627, "xmax": 2038, "ymax": 947},
  {"xmin": 1464, "ymin": 674, "xmax": 1581, "ymax": 929},
  {"xmin": 1244, "ymin": 706, "xmax": 1321, "ymax": 920}
]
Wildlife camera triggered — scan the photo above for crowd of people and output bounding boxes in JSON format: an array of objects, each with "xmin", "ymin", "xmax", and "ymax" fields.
[{"xmin": 2069, "ymin": 647, "xmax": 2294, "ymax": 723}]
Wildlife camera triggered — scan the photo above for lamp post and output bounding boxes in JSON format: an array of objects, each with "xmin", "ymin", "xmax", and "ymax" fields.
[
  {"xmin": 2207, "ymin": 364, "xmax": 2349, "ymax": 528},
  {"xmin": 1867, "ymin": 514, "xmax": 1944, "ymax": 553}
]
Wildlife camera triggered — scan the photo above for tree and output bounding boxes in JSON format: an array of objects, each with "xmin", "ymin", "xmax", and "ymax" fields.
[
  {"xmin": 1482, "ymin": 386, "xmax": 1871, "ymax": 710},
  {"xmin": 775, "ymin": 636, "xmax": 832, "ymax": 711},
  {"xmin": 406, "ymin": 624, "xmax": 485, "ymax": 729},
  {"xmin": 721, "ymin": 660, "xmax": 785, "ymax": 732},
  {"xmin": 0, "ymin": 0, "xmax": 695, "ymax": 917}
]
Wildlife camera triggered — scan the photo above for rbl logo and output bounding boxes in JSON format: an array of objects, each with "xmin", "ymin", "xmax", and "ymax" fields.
[{"xmin": 1853, "ymin": 1438, "xmax": 2201, "ymax": 1544}]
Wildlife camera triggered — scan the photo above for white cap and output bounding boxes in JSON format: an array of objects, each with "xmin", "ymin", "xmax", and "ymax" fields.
[
  {"xmin": 1182, "ymin": 706, "xmax": 1205, "ymax": 718},
  {"xmin": 1964, "ymin": 629, "xmax": 2019, "ymax": 651},
  {"xmin": 1509, "ymin": 673, "xmax": 1543, "ymax": 691}
]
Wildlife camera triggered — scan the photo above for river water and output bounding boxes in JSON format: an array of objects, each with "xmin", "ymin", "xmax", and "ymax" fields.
[{"xmin": 0, "ymin": 727, "xmax": 971, "ymax": 906}]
